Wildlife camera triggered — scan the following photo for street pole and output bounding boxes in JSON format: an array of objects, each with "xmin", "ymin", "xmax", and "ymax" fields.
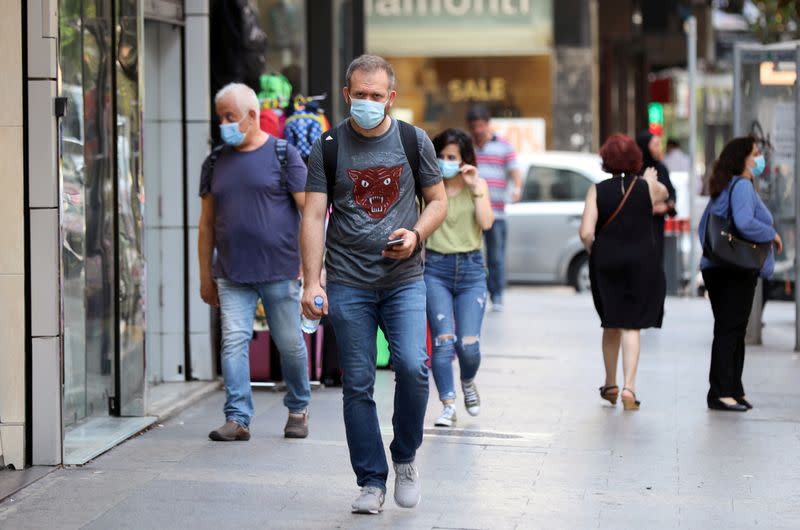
[
  {"xmin": 686, "ymin": 16, "xmax": 698, "ymax": 298},
  {"xmin": 794, "ymin": 45, "xmax": 800, "ymax": 351}
]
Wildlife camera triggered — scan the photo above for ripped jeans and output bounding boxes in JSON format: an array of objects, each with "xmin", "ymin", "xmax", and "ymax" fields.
[{"xmin": 424, "ymin": 250, "xmax": 488, "ymax": 402}]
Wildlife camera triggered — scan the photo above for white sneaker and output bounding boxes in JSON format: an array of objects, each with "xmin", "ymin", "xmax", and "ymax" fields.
[
  {"xmin": 462, "ymin": 379, "xmax": 481, "ymax": 416},
  {"xmin": 351, "ymin": 486, "xmax": 385, "ymax": 514},
  {"xmin": 434, "ymin": 404, "xmax": 457, "ymax": 427},
  {"xmin": 393, "ymin": 461, "xmax": 421, "ymax": 508}
]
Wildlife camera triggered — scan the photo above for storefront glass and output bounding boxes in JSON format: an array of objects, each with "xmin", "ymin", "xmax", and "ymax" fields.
[
  {"xmin": 254, "ymin": 0, "xmax": 307, "ymax": 96},
  {"xmin": 61, "ymin": 0, "xmax": 117, "ymax": 427},
  {"xmin": 59, "ymin": 0, "xmax": 146, "ymax": 427},
  {"xmin": 116, "ymin": 0, "xmax": 146, "ymax": 416},
  {"xmin": 365, "ymin": 0, "xmax": 553, "ymax": 145},
  {"xmin": 736, "ymin": 46, "xmax": 799, "ymax": 285}
]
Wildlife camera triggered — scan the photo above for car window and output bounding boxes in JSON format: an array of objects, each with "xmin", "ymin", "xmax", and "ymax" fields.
[{"xmin": 523, "ymin": 166, "xmax": 592, "ymax": 202}]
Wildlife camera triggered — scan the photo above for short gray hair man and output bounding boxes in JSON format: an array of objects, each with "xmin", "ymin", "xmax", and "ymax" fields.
[
  {"xmin": 345, "ymin": 54, "xmax": 396, "ymax": 91},
  {"xmin": 214, "ymin": 82, "xmax": 260, "ymax": 119}
]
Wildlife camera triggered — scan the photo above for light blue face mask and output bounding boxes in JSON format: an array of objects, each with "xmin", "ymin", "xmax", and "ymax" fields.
[
  {"xmin": 751, "ymin": 154, "xmax": 766, "ymax": 177},
  {"xmin": 349, "ymin": 97, "xmax": 387, "ymax": 130},
  {"xmin": 438, "ymin": 159, "xmax": 461, "ymax": 179},
  {"xmin": 220, "ymin": 118, "xmax": 248, "ymax": 147}
]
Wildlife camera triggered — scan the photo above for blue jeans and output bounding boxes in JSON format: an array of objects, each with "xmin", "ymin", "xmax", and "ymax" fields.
[
  {"xmin": 326, "ymin": 280, "xmax": 429, "ymax": 491},
  {"xmin": 484, "ymin": 218, "xmax": 507, "ymax": 304},
  {"xmin": 217, "ymin": 278, "xmax": 311, "ymax": 426},
  {"xmin": 424, "ymin": 251, "xmax": 487, "ymax": 402}
]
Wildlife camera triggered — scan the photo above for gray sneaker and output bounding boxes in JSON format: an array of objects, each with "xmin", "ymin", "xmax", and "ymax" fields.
[
  {"xmin": 393, "ymin": 461, "xmax": 421, "ymax": 508},
  {"xmin": 208, "ymin": 420, "xmax": 250, "ymax": 442},
  {"xmin": 462, "ymin": 379, "xmax": 481, "ymax": 416},
  {"xmin": 351, "ymin": 486, "xmax": 385, "ymax": 514},
  {"xmin": 434, "ymin": 404, "xmax": 457, "ymax": 427},
  {"xmin": 284, "ymin": 410, "xmax": 309, "ymax": 439}
]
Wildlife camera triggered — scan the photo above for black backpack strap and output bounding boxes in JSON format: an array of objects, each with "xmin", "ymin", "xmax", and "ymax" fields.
[
  {"xmin": 398, "ymin": 120, "xmax": 421, "ymax": 205},
  {"xmin": 201, "ymin": 144, "xmax": 227, "ymax": 193},
  {"xmin": 322, "ymin": 131, "xmax": 338, "ymax": 207},
  {"xmin": 275, "ymin": 138, "xmax": 289, "ymax": 189}
]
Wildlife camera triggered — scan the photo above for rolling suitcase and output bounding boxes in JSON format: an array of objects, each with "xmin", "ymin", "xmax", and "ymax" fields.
[{"xmin": 249, "ymin": 329, "xmax": 273, "ymax": 384}]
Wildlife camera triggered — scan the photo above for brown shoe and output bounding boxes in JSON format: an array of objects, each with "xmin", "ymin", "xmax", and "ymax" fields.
[
  {"xmin": 284, "ymin": 410, "xmax": 309, "ymax": 439},
  {"xmin": 209, "ymin": 420, "xmax": 250, "ymax": 441}
]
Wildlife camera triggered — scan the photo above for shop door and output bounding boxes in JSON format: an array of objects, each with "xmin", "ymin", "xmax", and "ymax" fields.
[{"xmin": 59, "ymin": 0, "xmax": 146, "ymax": 428}]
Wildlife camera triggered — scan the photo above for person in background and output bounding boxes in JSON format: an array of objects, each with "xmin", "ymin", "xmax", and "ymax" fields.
[
  {"xmin": 579, "ymin": 134, "xmax": 668, "ymax": 411},
  {"xmin": 698, "ymin": 136, "xmax": 781, "ymax": 412},
  {"xmin": 467, "ymin": 105, "xmax": 523, "ymax": 312},
  {"xmin": 663, "ymin": 137, "xmax": 691, "ymax": 173},
  {"xmin": 427, "ymin": 128, "xmax": 494, "ymax": 428},
  {"xmin": 636, "ymin": 131, "xmax": 677, "ymax": 265},
  {"xmin": 198, "ymin": 83, "xmax": 311, "ymax": 442}
]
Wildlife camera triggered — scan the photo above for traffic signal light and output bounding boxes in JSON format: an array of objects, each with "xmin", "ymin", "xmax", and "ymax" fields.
[{"xmin": 648, "ymin": 102, "xmax": 664, "ymax": 136}]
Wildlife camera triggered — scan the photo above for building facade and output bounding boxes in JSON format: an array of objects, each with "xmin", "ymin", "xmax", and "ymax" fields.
[
  {"xmin": 0, "ymin": 0, "xmax": 214, "ymax": 471},
  {"xmin": 0, "ymin": 0, "xmax": 362, "ymax": 474}
]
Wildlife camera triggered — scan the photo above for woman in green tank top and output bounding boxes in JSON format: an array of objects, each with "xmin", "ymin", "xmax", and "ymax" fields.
[{"xmin": 426, "ymin": 129, "xmax": 494, "ymax": 428}]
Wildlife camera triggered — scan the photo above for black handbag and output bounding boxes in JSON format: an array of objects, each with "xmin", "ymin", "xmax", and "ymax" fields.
[{"xmin": 702, "ymin": 178, "xmax": 772, "ymax": 271}]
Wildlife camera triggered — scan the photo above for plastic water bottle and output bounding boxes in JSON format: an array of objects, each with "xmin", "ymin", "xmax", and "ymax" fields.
[{"xmin": 301, "ymin": 296, "xmax": 324, "ymax": 334}]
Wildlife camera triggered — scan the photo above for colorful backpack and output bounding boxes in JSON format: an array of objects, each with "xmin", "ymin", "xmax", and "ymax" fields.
[{"xmin": 283, "ymin": 98, "xmax": 330, "ymax": 162}]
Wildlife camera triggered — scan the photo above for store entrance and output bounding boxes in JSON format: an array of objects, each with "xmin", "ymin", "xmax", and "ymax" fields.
[{"xmin": 59, "ymin": 0, "xmax": 148, "ymax": 464}]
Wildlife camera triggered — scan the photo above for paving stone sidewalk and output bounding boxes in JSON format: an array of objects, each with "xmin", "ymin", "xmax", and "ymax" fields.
[{"xmin": 1, "ymin": 287, "xmax": 799, "ymax": 529}]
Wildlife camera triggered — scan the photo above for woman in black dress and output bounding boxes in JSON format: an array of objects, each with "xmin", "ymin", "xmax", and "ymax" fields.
[
  {"xmin": 636, "ymin": 131, "xmax": 677, "ymax": 263},
  {"xmin": 579, "ymin": 134, "xmax": 668, "ymax": 410}
]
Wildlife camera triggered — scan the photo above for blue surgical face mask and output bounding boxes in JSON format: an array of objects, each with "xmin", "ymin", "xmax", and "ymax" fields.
[
  {"xmin": 751, "ymin": 154, "xmax": 766, "ymax": 177},
  {"xmin": 438, "ymin": 159, "xmax": 461, "ymax": 179},
  {"xmin": 220, "ymin": 118, "xmax": 248, "ymax": 147},
  {"xmin": 349, "ymin": 97, "xmax": 387, "ymax": 130}
]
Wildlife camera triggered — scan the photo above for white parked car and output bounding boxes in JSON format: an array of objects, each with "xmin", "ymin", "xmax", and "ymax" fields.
[{"xmin": 506, "ymin": 152, "xmax": 607, "ymax": 291}]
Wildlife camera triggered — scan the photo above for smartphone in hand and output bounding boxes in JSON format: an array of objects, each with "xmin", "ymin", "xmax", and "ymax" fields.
[{"xmin": 385, "ymin": 238, "xmax": 404, "ymax": 248}]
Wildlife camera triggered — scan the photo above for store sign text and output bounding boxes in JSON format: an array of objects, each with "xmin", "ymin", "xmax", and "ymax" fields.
[
  {"xmin": 448, "ymin": 78, "xmax": 507, "ymax": 102},
  {"xmin": 366, "ymin": 0, "xmax": 531, "ymax": 17}
]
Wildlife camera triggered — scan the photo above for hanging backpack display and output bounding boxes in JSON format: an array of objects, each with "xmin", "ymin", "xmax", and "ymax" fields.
[{"xmin": 283, "ymin": 96, "xmax": 330, "ymax": 162}]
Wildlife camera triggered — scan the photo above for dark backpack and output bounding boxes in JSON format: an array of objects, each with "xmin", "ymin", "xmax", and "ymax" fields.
[
  {"xmin": 203, "ymin": 139, "xmax": 289, "ymax": 189},
  {"xmin": 322, "ymin": 120, "xmax": 421, "ymax": 210}
]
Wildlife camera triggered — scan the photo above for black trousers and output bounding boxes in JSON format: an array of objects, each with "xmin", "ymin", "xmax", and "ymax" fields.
[{"xmin": 702, "ymin": 267, "xmax": 758, "ymax": 400}]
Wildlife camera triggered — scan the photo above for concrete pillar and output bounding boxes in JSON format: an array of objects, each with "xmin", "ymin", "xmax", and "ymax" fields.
[
  {"xmin": 26, "ymin": 0, "xmax": 63, "ymax": 466},
  {"xmin": 0, "ymin": 1, "xmax": 25, "ymax": 470},
  {"xmin": 552, "ymin": 0, "xmax": 594, "ymax": 152}
]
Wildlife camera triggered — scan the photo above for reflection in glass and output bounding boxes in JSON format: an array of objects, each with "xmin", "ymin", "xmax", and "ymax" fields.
[
  {"xmin": 60, "ymin": 0, "xmax": 118, "ymax": 427},
  {"xmin": 60, "ymin": 0, "xmax": 88, "ymax": 426},
  {"xmin": 256, "ymin": 0, "xmax": 307, "ymax": 95},
  {"xmin": 84, "ymin": 1, "xmax": 117, "ymax": 422},
  {"xmin": 738, "ymin": 62, "xmax": 797, "ymax": 273},
  {"xmin": 116, "ymin": 0, "xmax": 146, "ymax": 416}
]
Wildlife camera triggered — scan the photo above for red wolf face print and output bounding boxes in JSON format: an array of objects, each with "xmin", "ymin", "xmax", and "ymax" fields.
[{"xmin": 347, "ymin": 165, "xmax": 403, "ymax": 218}]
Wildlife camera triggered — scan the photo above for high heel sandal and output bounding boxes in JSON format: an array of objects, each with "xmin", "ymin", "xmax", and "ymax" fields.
[
  {"xmin": 621, "ymin": 387, "xmax": 641, "ymax": 411},
  {"xmin": 599, "ymin": 385, "xmax": 619, "ymax": 405}
]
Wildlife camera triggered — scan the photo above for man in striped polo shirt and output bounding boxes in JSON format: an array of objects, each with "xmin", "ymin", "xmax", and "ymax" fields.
[{"xmin": 467, "ymin": 105, "xmax": 523, "ymax": 312}]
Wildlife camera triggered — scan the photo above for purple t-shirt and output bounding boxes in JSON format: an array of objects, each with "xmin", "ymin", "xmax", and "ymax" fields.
[{"xmin": 199, "ymin": 138, "xmax": 306, "ymax": 283}]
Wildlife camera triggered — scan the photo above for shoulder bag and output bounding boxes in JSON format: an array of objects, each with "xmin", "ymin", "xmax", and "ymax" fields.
[{"xmin": 702, "ymin": 178, "xmax": 771, "ymax": 271}]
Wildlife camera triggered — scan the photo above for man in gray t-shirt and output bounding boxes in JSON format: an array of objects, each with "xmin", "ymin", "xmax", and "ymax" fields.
[{"xmin": 301, "ymin": 55, "xmax": 447, "ymax": 514}]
